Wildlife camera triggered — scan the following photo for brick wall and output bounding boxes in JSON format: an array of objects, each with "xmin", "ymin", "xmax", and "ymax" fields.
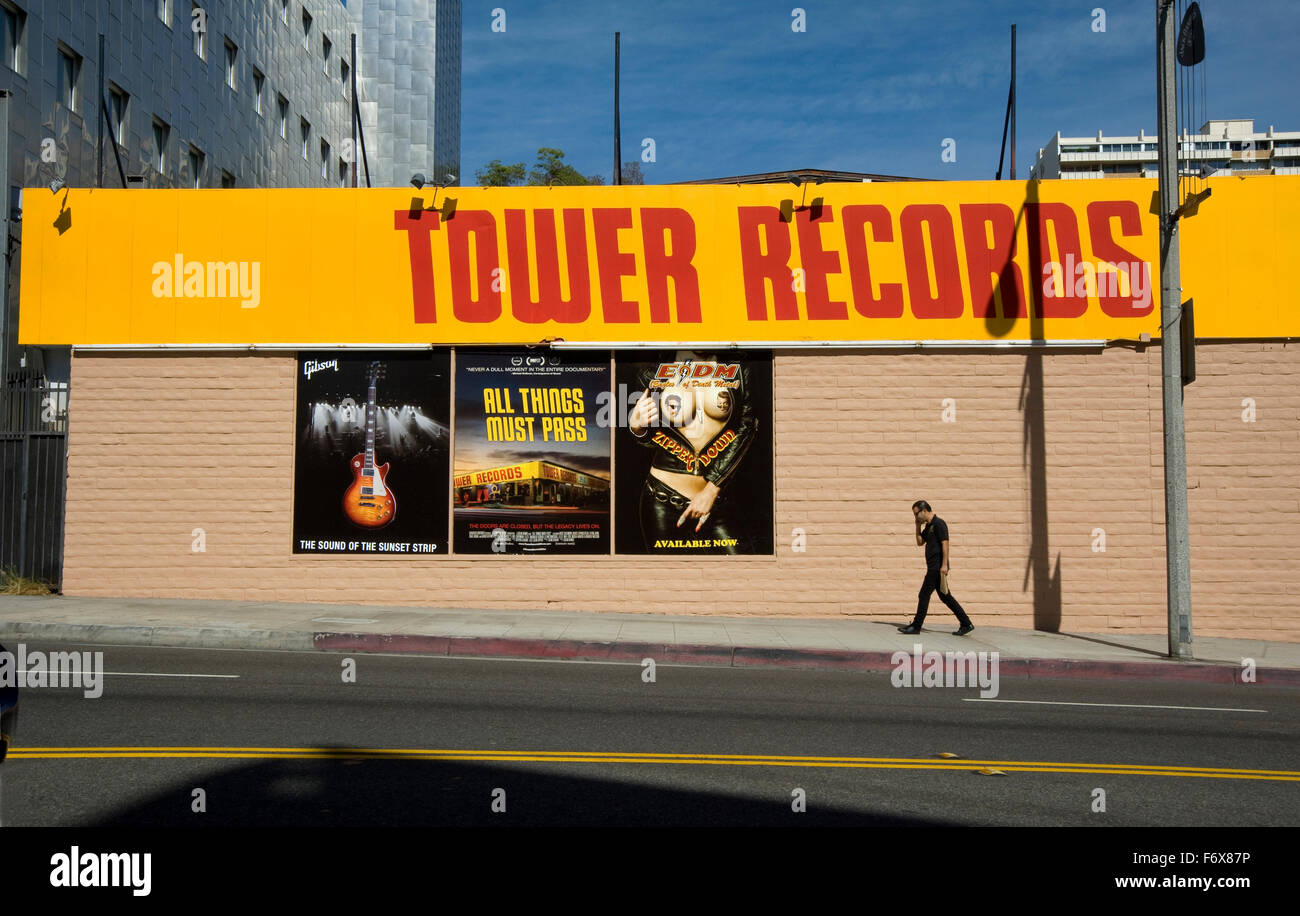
[{"xmin": 60, "ymin": 343, "xmax": 1300, "ymax": 638}]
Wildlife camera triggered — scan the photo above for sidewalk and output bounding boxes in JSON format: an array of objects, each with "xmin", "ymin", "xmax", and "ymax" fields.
[{"xmin": 1, "ymin": 595, "xmax": 1298, "ymax": 686}]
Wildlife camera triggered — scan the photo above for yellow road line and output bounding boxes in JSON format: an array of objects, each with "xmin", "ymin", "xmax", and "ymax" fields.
[{"xmin": 6, "ymin": 747, "xmax": 1299, "ymax": 781}]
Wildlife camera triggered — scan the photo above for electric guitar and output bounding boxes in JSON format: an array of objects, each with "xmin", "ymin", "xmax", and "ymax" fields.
[{"xmin": 342, "ymin": 362, "xmax": 397, "ymax": 528}]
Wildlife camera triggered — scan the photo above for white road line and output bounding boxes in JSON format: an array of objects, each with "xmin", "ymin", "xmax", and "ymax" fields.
[
  {"xmin": 963, "ymin": 698, "xmax": 1266, "ymax": 713},
  {"xmin": 15, "ymin": 670, "xmax": 240, "ymax": 679},
  {"xmin": 102, "ymin": 672, "xmax": 240, "ymax": 678}
]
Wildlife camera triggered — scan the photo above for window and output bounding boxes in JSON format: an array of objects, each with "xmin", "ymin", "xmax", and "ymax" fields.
[
  {"xmin": 192, "ymin": 3, "xmax": 205, "ymax": 58},
  {"xmin": 1, "ymin": 1, "xmax": 24, "ymax": 73},
  {"xmin": 224, "ymin": 39, "xmax": 237, "ymax": 89},
  {"xmin": 340, "ymin": 59, "xmax": 349, "ymax": 97},
  {"xmin": 300, "ymin": 117, "xmax": 310, "ymax": 160},
  {"xmin": 152, "ymin": 118, "xmax": 169, "ymax": 172},
  {"xmin": 338, "ymin": 157, "xmax": 349, "ymax": 188},
  {"xmin": 188, "ymin": 145, "xmax": 204, "ymax": 188},
  {"xmin": 322, "ymin": 35, "xmax": 331, "ymax": 75},
  {"xmin": 321, "ymin": 139, "xmax": 330, "ymax": 181},
  {"xmin": 277, "ymin": 94, "xmax": 288, "ymax": 139},
  {"xmin": 220, "ymin": 169, "xmax": 235, "ymax": 188},
  {"xmin": 157, "ymin": 0, "xmax": 170, "ymax": 26},
  {"xmin": 301, "ymin": 8, "xmax": 312, "ymax": 52},
  {"xmin": 57, "ymin": 45, "xmax": 81, "ymax": 113},
  {"xmin": 107, "ymin": 84, "xmax": 128, "ymax": 145},
  {"xmin": 280, "ymin": 0, "xmax": 289, "ymax": 25},
  {"xmin": 252, "ymin": 68, "xmax": 264, "ymax": 115}
]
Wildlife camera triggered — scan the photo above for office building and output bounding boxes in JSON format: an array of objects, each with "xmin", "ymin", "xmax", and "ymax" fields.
[{"xmin": 1030, "ymin": 119, "xmax": 1300, "ymax": 180}]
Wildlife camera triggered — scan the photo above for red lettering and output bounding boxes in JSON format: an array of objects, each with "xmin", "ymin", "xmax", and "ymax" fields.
[
  {"xmin": 394, "ymin": 209, "xmax": 440, "ymax": 323},
  {"xmin": 504, "ymin": 208, "xmax": 592, "ymax": 323},
  {"xmin": 841, "ymin": 205, "xmax": 903, "ymax": 318},
  {"xmin": 737, "ymin": 207, "xmax": 798, "ymax": 320},
  {"xmin": 900, "ymin": 204, "xmax": 964, "ymax": 319},
  {"xmin": 592, "ymin": 208, "xmax": 639, "ymax": 323},
  {"xmin": 795, "ymin": 206, "xmax": 847, "ymax": 320},
  {"xmin": 1087, "ymin": 200, "xmax": 1153, "ymax": 317},
  {"xmin": 641, "ymin": 208, "xmax": 702, "ymax": 323},
  {"xmin": 1028, "ymin": 202, "xmax": 1086, "ymax": 318},
  {"xmin": 959, "ymin": 203, "xmax": 1027, "ymax": 319},
  {"xmin": 446, "ymin": 210, "xmax": 502, "ymax": 322}
]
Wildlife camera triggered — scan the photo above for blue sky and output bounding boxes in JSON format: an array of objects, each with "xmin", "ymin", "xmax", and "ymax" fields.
[{"xmin": 460, "ymin": 0, "xmax": 1299, "ymax": 183}]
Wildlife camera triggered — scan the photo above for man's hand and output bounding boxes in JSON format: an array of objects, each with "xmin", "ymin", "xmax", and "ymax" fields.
[
  {"xmin": 677, "ymin": 481, "xmax": 720, "ymax": 532},
  {"xmin": 940, "ymin": 563, "xmax": 949, "ymax": 574},
  {"xmin": 629, "ymin": 393, "xmax": 658, "ymax": 434}
]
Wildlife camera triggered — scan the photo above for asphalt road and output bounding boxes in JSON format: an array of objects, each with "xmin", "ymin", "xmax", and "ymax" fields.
[{"xmin": 1, "ymin": 640, "xmax": 1297, "ymax": 827}]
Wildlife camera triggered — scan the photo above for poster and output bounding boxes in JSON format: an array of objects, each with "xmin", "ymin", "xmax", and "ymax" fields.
[
  {"xmin": 614, "ymin": 351, "xmax": 773, "ymax": 555},
  {"xmin": 293, "ymin": 351, "xmax": 450, "ymax": 554},
  {"xmin": 453, "ymin": 350, "xmax": 611, "ymax": 554}
]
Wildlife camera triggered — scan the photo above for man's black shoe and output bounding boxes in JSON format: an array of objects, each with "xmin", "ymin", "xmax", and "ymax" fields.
[
  {"xmin": 953, "ymin": 623, "xmax": 974, "ymax": 636},
  {"xmin": 898, "ymin": 624, "xmax": 922, "ymax": 634}
]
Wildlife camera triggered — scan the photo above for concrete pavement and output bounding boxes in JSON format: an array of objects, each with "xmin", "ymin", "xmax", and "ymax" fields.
[{"xmin": 1, "ymin": 594, "xmax": 1298, "ymax": 685}]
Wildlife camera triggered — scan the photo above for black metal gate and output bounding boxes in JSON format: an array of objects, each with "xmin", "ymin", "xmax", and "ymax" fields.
[{"xmin": 1, "ymin": 372, "xmax": 68, "ymax": 589}]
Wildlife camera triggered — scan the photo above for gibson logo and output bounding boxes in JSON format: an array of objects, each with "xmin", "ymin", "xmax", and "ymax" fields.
[{"xmin": 303, "ymin": 359, "xmax": 339, "ymax": 379}]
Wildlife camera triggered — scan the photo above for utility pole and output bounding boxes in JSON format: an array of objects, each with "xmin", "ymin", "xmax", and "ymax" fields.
[
  {"xmin": 350, "ymin": 33, "xmax": 358, "ymax": 188},
  {"xmin": 995, "ymin": 25, "xmax": 1017, "ymax": 180},
  {"xmin": 614, "ymin": 32, "xmax": 622, "ymax": 185},
  {"xmin": 97, "ymin": 33, "xmax": 105, "ymax": 188},
  {"xmin": 1009, "ymin": 24, "xmax": 1016, "ymax": 180},
  {"xmin": 1156, "ymin": 0, "xmax": 1193, "ymax": 658}
]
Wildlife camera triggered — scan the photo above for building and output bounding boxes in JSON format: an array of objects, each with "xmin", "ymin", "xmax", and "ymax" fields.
[
  {"xmin": 15, "ymin": 177, "xmax": 1300, "ymax": 638},
  {"xmin": 0, "ymin": 0, "xmax": 352, "ymax": 388},
  {"xmin": 349, "ymin": 0, "xmax": 461, "ymax": 189},
  {"xmin": 0, "ymin": 0, "xmax": 462, "ymax": 586},
  {"xmin": 1030, "ymin": 119, "xmax": 1300, "ymax": 180},
  {"xmin": 0, "ymin": 0, "xmax": 463, "ymax": 386},
  {"xmin": 676, "ymin": 168, "xmax": 925, "ymax": 185}
]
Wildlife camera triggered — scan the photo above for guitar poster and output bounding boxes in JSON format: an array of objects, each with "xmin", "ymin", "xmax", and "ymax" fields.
[
  {"xmin": 453, "ymin": 349, "xmax": 611, "ymax": 554},
  {"xmin": 613, "ymin": 350, "xmax": 773, "ymax": 555},
  {"xmin": 293, "ymin": 351, "xmax": 451, "ymax": 554}
]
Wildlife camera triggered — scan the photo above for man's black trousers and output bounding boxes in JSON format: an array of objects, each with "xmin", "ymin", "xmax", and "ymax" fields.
[{"xmin": 913, "ymin": 569, "xmax": 972, "ymax": 627}]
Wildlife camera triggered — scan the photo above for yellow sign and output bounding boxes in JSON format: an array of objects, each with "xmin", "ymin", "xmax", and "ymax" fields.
[
  {"xmin": 18, "ymin": 178, "xmax": 1300, "ymax": 345},
  {"xmin": 453, "ymin": 460, "xmax": 608, "ymax": 490}
]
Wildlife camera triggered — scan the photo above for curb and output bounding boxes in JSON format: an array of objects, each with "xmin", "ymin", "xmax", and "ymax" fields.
[
  {"xmin": 1, "ymin": 621, "xmax": 1297, "ymax": 687},
  {"xmin": 313, "ymin": 631, "xmax": 1298, "ymax": 686},
  {"xmin": 0, "ymin": 621, "xmax": 316, "ymax": 652}
]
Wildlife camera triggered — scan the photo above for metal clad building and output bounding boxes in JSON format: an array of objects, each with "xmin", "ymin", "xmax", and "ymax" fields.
[
  {"xmin": 5, "ymin": 0, "xmax": 355, "ymax": 195},
  {"xmin": 350, "ymin": 0, "xmax": 460, "ymax": 187},
  {"xmin": 0, "ymin": 0, "xmax": 463, "ymax": 382}
]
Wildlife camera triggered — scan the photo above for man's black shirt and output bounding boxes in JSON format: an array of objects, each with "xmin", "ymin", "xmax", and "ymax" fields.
[{"xmin": 921, "ymin": 516, "xmax": 949, "ymax": 570}]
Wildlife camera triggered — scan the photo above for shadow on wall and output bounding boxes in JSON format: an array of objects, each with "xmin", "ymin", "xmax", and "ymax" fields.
[
  {"xmin": 87, "ymin": 751, "xmax": 962, "ymax": 827},
  {"xmin": 979, "ymin": 179, "xmax": 1062, "ymax": 633}
]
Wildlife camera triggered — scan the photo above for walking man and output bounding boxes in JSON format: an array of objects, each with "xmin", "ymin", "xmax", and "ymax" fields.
[{"xmin": 899, "ymin": 500, "xmax": 974, "ymax": 635}]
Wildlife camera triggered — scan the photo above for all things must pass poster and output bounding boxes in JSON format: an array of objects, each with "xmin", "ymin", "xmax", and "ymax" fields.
[
  {"xmin": 453, "ymin": 349, "xmax": 611, "ymax": 554},
  {"xmin": 293, "ymin": 351, "xmax": 451, "ymax": 554}
]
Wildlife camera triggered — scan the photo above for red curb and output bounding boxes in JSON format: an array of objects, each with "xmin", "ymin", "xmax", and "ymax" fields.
[
  {"xmin": 731, "ymin": 647, "xmax": 898, "ymax": 671},
  {"xmin": 310, "ymin": 632, "xmax": 1300, "ymax": 687},
  {"xmin": 313, "ymin": 633, "xmax": 451, "ymax": 654}
]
